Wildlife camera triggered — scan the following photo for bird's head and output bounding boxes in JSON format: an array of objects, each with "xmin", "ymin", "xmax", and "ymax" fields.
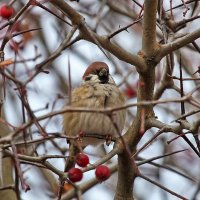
[{"xmin": 82, "ymin": 62, "xmax": 115, "ymax": 84}]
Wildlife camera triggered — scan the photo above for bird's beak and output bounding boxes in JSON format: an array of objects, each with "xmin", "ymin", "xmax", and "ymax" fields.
[
  {"xmin": 98, "ymin": 68, "xmax": 109, "ymax": 83},
  {"xmin": 99, "ymin": 68, "xmax": 108, "ymax": 77}
]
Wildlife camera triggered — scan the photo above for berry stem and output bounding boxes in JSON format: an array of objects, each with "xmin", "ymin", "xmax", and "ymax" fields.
[{"xmin": 8, "ymin": 0, "xmax": 17, "ymax": 6}]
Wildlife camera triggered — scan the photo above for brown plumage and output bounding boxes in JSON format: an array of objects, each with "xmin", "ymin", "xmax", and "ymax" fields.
[{"xmin": 63, "ymin": 62, "xmax": 126, "ymax": 147}]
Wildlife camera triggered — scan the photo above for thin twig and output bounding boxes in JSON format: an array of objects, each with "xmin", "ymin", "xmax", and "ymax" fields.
[
  {"xmin": 108, "ymin": 17, "xmax": 142, "ymax": 39},
  {"xmin": 139, "ymin": 174, "xmax": 188, "ymax": 200}
]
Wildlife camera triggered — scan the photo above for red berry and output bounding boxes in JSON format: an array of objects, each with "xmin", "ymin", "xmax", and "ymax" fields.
[
  {"xmin": 95, "ymin": 165, "xmax": 110, "ymax": 182},
  {"xmin": 124, "ymin": 86, "xmax": 137, "ymax": 98},
  {"xmin": 68, "ymin": 168, "xmax": 83, "ymax": 182},
  {"xmin": 76, "ymin": 153, "xmax": 89, "ymax": 167},
  {"xmin": 0, "ymin": 4, "xmax": 14, "ymax": 19}
]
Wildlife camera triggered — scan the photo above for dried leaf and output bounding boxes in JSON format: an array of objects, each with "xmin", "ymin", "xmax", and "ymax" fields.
[{"xmin": 0, "ymin": 59, "xmax": 13, "ymax": 68}]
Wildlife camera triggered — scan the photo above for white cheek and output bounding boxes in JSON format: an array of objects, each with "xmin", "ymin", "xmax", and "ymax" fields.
[
  {"xmin": 82, "ymin": 74, "xmax": 115, "ymax": 84},
  {"xmin": 90, "ymin": 75, "xmax": 99, "ymax": 82},
  {"xmin": 82, "ymin": 74, "xmax": 100, "ymax": 84}
]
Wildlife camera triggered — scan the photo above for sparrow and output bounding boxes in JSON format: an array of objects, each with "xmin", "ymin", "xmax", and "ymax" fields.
[{"xmin": 63, "ymin": 61, "xmax": 126, "ymax": 147}]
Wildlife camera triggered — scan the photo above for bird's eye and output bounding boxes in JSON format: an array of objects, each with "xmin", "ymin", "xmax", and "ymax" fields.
[{"xmin": 85, "ymin": 76, "xmax": 92, "ymax": 81}]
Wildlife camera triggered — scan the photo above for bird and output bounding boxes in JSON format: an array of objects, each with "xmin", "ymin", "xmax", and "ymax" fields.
[{"xmin": 63, "ymin": 61, "xmax": 126, "ymax": 149}]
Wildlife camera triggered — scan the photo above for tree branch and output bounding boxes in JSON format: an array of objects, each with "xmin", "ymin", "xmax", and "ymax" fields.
[
  {"xmin": 157, "ymin": 28, "xmax": 200, "ymax": 61},
  {"xmin": 50, "ymin": 0, "xmax": 146, "ymax": 72},
  {"xmin": 142, "ymin": 0, "xmax": 159, "ymax": 57}
]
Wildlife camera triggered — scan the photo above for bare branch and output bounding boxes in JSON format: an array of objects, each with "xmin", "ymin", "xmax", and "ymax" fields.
[
  {"xmin": 142, "ymin": 0, "xmax": 159, "ymax": 57},
  {"xmin": 157, "ymin": 28, "xmax": 200, "ymax": 61},
  {"xmin": 50, "ymin": 0, "xmax": 146, "ymax": 72}
]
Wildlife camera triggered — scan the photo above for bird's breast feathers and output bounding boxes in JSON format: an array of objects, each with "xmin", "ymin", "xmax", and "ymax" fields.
[
  {"xmin": 63, "ymin": 82, "xmax": 126, "ymax": 145},
  {"xmin": 71, "ymin": 83, "xmax": 125, "ymax": 108}
]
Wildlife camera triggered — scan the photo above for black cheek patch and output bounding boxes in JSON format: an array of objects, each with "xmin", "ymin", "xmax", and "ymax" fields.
[
  {"xmin": 99, "ymin": 75, "xmax": 109, "ymax": 84},
  {"xmin": 85, "ymin": 76, "xmax": 92, "ymax": 81}
]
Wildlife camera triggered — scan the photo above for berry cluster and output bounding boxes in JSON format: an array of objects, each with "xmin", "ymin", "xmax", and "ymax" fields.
[{"xmin": 67, "ymin": 153, "xmax": 110, "ymax": 183}]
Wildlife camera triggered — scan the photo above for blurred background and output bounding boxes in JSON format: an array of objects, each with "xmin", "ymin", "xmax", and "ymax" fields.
[{"xmin": 0, "ymin": 0, "xmax": 200, "ymax": 199}]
